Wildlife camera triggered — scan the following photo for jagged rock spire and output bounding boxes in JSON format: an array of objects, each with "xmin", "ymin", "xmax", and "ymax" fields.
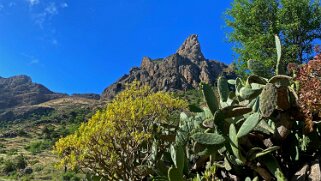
[{"xmin": 177, "ymin": 34, "xmax": 205, "ymax": 62}]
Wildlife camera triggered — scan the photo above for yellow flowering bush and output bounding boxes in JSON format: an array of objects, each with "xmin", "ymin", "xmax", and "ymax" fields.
[{"xmin": 53, "ymin": 81, "xmax": 187, "ymax": 180}]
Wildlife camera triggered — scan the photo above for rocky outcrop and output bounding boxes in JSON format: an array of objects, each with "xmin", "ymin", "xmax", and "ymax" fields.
[
  {"xmin": 177, "ymin": 34, "xmax": 205, "ymax": 62},
  {"xmin": 0, "ymin": 75, "xmax": 67, "ymax": 110},
  {"xmin": 101, "ymin": 34, "xmax": 234, "ymax": 101}
]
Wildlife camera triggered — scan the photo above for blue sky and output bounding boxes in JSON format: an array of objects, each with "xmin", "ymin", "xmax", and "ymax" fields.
[{"xmin": 0, "ymin": 0, "xmax": 234, "ymax": 94}]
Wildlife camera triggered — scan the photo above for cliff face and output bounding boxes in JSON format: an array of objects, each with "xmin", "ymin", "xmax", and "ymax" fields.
[
  {"xmin": 102, "ymin": 34, "xmax": 233, "ymax": 101},
  {"xmin": 0, "ymin": 75, "xmax": 67, "ymax": 110}
]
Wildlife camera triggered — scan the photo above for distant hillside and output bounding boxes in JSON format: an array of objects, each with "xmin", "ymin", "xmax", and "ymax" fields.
[
  {"xmin": 102, "ymin": 34, "xmax": 234, "ymax": 101},
  {"xmin": 0, "ymin": 75, "xmax": 100, "ymax": 122},
  {"xmin": 0, "ymin": 75, "xmax": 67, "ymax": 110}
]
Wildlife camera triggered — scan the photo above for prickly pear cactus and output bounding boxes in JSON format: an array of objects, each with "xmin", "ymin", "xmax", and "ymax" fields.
[
  {"xmin": 276, "ymin": 86, "xmax": 291, "ymax": 111},
  {"xmin": 260, "ymin": 83, "xmax": 278, "ymax": 117}
]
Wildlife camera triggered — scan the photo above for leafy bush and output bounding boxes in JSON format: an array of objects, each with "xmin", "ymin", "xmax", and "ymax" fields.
[
  {"xmin": 54, "ymin": 81, "xmax": 187, "ymax": 180},
  {"xmin": 292, "ymin": 55, "xmax": 321, "ymax": 132}
]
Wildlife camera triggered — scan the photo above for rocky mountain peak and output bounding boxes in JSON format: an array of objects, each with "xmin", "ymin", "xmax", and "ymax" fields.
[
  {"xmin": 101, "ymin": 35, "xmax": 235, "ymax": 101},
  {"xmin": 176, "ymin": 34, "xmax": 205, "ymax": 62}
]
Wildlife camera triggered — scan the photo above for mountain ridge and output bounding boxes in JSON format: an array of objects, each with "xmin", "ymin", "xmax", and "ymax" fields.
[
  {"xmin": 0, "ymin": 34, "xmax": 234, "ymax": 122},
  {"xmin": 101, "ymin": 34, "xmax": 234, "ymax": 101}
]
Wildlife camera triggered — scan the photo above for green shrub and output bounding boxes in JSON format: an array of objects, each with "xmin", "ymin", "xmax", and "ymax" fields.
[
  {"xmin": 2, "ymin": 160, "xmax": 15, "ymax": 174},
  {"xmin": 25, "ymin": 140, "xmax": 52, "ymax": 155}
]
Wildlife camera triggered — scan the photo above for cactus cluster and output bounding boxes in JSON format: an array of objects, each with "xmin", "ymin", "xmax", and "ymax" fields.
[{"xmin": 151, "ymin": 35, "xmax": 321, "ymax": 180}]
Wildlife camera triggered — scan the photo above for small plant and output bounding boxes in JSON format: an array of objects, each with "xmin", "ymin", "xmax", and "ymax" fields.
[{"xmin": 2, "ymin": 160, "xmax": 15, "ymax": 174}]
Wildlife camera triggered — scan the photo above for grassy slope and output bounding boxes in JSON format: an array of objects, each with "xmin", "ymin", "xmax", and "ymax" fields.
[{"xmin": 0, "ymin": 97, "xmax": 98, "ymax": 180}]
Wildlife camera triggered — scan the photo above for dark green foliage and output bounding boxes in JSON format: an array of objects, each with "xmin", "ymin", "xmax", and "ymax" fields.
[
  {"xmin": 226, "ymin": 0, "xmax": 321, "ymax": 77},
  {"xmin": 191, "ymin": 133, "xmax": 225, "ymax": 145}
]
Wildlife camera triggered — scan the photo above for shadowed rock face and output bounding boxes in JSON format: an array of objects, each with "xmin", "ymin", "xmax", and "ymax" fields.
[
  {"xmin": 101, "ymin": 34, "xmax": 234, "ymax": 101},
  {"xmin": 0, "ymin": 75, "xmax": 67, "ymax": 110}
]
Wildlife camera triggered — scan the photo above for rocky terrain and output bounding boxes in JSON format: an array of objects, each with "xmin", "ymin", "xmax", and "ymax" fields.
[
  {"xmin": 102, "ymin": 34, "xmax": 234, "ymax": 101},
  {"xmin": 0, "ymin": 75, "xmax": 67, "ymax": 110},
  {"xmin": 0, "ymin": 75, "xmax": 99, "ymax": 122}
]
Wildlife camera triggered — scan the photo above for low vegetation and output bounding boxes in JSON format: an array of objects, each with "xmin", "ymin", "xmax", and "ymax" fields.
[{"xmin": 0, "ymin": 105, "xmax": 92, "ymax": 180}]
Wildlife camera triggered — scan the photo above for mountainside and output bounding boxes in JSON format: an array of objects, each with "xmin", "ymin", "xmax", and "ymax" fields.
[
  {"xmin": 102, "ymin": 34, "xmax": 234, "ymax": 101},
  {"xmin": 0, "ymin": 75, "xmax": 100, "ymax": 122},
  {"xmin": 0, "ymin": 75, "xmax": 67, "ymax": 110}
]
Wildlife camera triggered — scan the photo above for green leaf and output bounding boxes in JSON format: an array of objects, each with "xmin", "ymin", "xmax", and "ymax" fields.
[
  {"xmin": 188, "ymin": 104, "xmax": 203, "ymax": 113},
  {"xmin": 168, "ymin": 167, "xmax": 184, "ymax": 181},
  {"xmin": 218, "ymin": 77, "xmax": 230, "ymax": 102},
  {"xmin": 247, "ymin": 75, "xmax": 268, "ymax": 85},
  {"xmin": 194, "ymin": 144, "xmax": 221, "ymax": 156},
  {"xmin": 260, "ymin": 155, "xmax": 285, "ymax": 180},
  {"xmin": 254, "ymin": 120, "xmax": 274, "ymax": 134},
  {"xmin": 248, "ymin": 146, "xmax": 280, "ymax": 161},
  {"xmin": 155, "ymin": 160, "xmax": 169, "ymax": 177},
  {"xmin": 229, "ymin": 123, "xmax": 245, "ymax": 162},
  {"xmin": 224, "ymin": 157, "xmax": 232, "ymax": 171},
  {"xmin": 170, "ymin": 145, "xmax": 185, "ymax": 173},
  {"xmin": 239, "ymin": 86, "xmax": 262, "ymax": 100},
  {"xmin": 255, "ymin": 146, "xmax": 280, "ymax": 158},
  {"xmin": 237, "ymin": 113, "xmax": 261, "ymax": 138},
  {"xmin": 213, "ymin": 110, "xmax": 227, "ymax": 134},
  {"xmin": 275, "ymin": 35, "xmax": 282, "ymax": 75},
  {"xmin": 191, "ymin": 133, "xmax": 225, "ymax": 145},
  {"xmin": 269, "ymin": 75, "xmax": 292, "ymax": 87},
  {"xmin": 201, "ymin": 83, "xmax": 219, "ymax": 115},
  {"xmin": 221, "ymin": 105, "xmax": 252, "ymax": 118}
]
